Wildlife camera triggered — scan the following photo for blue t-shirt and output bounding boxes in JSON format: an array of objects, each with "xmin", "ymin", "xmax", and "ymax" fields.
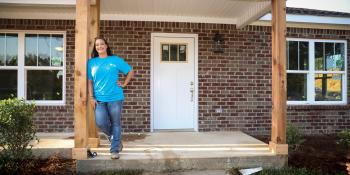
[{"xmin": 87, "ymin": 55, "xmax": 132, "ymax": 102}]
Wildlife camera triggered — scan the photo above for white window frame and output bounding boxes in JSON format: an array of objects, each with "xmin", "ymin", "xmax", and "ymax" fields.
[
  {"xmin": 287, "ymin": 38, "xmax": 347, "ymax": 105},
  {"xmin": 0, "ymin": 30, "xmax": 66, "ymax": 106}
]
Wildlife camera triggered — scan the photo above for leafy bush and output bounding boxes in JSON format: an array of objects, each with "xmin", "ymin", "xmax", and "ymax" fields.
[
  {"xmin": 338, "ymin": 130, "xmax": 350, "ymax": 149},
  {"xmin": 0, "ymin": 98, "xmax": 36, "ymax": 174},
  {"xmin": 287, "ymin": 123, "xmax": 304, "ymax": 151}
]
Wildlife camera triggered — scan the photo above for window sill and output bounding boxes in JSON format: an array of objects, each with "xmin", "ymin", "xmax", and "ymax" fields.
[
  {"xmin": 27, "ymin": 100, "xmax": 66, "ymax": 106},
  {"xmin": 287, "ymin": 104, "xmax": 350, "ymax": 110}
]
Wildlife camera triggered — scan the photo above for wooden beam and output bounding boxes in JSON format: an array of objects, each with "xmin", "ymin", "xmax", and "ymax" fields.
[
  {"xmin": 73, "ymin": 0, "xmax": 90, "ymax": 159},
  {"xmin": 270, "ymin": 0, "xmax": 287, "ymax": 150},
  {"xmin": 87, "ymin": 0, "xmax": 100, "ymax": 148},
  {"xmin": 269, "ymin": 141, "xmax": 288, "ymax": 155}
]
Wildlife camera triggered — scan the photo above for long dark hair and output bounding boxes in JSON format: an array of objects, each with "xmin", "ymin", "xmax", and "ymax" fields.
[{"xmin": 91, "ymin": 37, "xmax": 113, "ymax": 58}]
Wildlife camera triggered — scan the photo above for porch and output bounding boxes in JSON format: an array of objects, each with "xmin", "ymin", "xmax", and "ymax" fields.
[
  {"xmin": 71, "ymin": 0, "xmax": 288, "ymax": 160},
  {"xmin": 32, "ymin": 131, "xmax": 286, "ymax": 173},
  {"xmin": 0, "ymin": 0, "xmax": 289, "ymax": 162}
]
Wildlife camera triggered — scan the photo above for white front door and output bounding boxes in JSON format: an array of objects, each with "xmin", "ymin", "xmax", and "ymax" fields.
[{"xmin": 152, "ymin": 34, "xmax": 197, "ymax": 131}]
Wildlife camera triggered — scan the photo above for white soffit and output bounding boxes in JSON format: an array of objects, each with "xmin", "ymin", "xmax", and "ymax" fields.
[
  {"xmin": 260, "ymin": 13, "xmax": 350, "ymax": 25},
  {"xmin": 0, "ymin": 6, "xmax": 76, "ymax": 20},
  {"xmin": 0, "ymin": 0, "xmax": 96, "ymax": 5},
  {"xmin": 235, "ymin": 1, "xmax": 270, "ymax": 29},
  {"xmin": 0, "ymin": 0, "xmax": 270, "ymax": 28},
  {"xmin": 0, "ymin": 0, "xmax": 76, "ymax": 5},
  {"xmin": 101, "ymin": 0, "xmax": 270, "ymax": 27}
]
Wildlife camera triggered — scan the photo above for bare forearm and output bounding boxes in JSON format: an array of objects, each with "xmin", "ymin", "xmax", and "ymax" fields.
[
  {"xmin": 88, "ymin": 80, "xmax": 94, "ymax": 98},
  {"xmin": 122, "ymin": 69, "xmax": 134, "ymax": 87}
]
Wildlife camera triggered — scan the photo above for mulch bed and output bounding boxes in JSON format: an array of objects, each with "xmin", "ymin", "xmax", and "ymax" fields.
[
  {"xmin": 288, "ymin": 135, "xmax": 349, "ymax": 174},
  {"xmin": 257, "ymin": 134, "xmax": 349, "ymax": 174}
]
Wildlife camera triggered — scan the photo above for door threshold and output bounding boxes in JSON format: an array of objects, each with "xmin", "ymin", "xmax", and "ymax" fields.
[{"xmin": 153, "ymin": 129, "xmax": 196, "ymax": 132}]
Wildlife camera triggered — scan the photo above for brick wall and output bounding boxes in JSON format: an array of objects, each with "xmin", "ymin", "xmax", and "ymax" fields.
[{"xmin": 0, "ymin": 19, "xmax": 349, "ymax": 135}]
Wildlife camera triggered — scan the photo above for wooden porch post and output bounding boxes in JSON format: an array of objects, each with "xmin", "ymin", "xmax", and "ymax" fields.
[
  {"xmin": 87, "ymin": 0, "xmax": 100, "ymax": 148},
  {"xmin": 72, "ymin": 0, "xmax": 91, "ymax": 159},
  {"xmin": 269, "ymin": 0, "xmax": 288, "ymax": 155}
]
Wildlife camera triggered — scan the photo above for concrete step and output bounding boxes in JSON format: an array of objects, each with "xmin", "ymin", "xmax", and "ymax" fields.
[
  {"xmin": 77, "ymin": 144, "xmax": 287, "ymax": 174},
  {"xmin": 31, "ymin": 132, "xmax": 287, "ymax": 174},
  {"xmin": 76, "ymin": 132, "xmax": 287, "ymax": 173},
  {"xmin": 77, "ymin": 151, "xmax": 286, "ymax": 173},
  {"xmin": 143, "ymin": 170, "xmax": 229, "ymax": 175}
]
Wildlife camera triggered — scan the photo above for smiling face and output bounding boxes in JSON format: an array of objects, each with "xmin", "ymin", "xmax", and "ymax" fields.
[{"xmin": 95, "ymin": 39, "xmax": 108, "ymax": 56}]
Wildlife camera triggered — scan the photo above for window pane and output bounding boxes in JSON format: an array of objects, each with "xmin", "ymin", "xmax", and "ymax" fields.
[
  {"xmin": 299, "ymin": 42, "xmax": 308, "ymax": 70},
  {"xmin": 51, "ymin": 35, "xmax": 63, "ymax": 66},
  {"xmin": 0, "ymin": 70, "xmax": 17, "ymax": 100},
  {"xmin": 27, "ymin": 70, "xmax": 63, "ymax": 100},
  {"xmin": 287, "ymin": 74, "xmax": 307, "ymax": 101},
  {"xmin": 170, "ymin": 44, "xmax": 178, "ymax": 61},
  {"xmin": 25, "ymin": 34, "xmax": 37, "ymax": 66},
  {"xmin": 315, "ymin": 42, "xmax": 324, "ymax": 70},
  {"xmin": 334, "ymin": 43, "xmax": 345, "ymax": 71},
  {"xmin": 179, "ymin": 45, "xmax": 187, "ymax": 61},
  {"xmin": 325, "ymin": 42, "xmax": 336, "ymax": 71},
  {"xmin": 38, "ymin": 34, "xmax": 50, "ymax": 66},
  {"xmin": 315, "ymin": 74, "xmax": 342, "ymax": 101},
  {"xmin": 161, "ymin": 44, "xmax": 169, "ymax": 61},
  {"xmin": 6, "ymin": 34, "xmax": 18, "ymax": 66},
  {"xmin": 288, "ymin": 41, "xmax": 298, "ymax": 70},
  {"xmin": 0, "ymin": 34, "xmax": 4, "ymax": 66}
]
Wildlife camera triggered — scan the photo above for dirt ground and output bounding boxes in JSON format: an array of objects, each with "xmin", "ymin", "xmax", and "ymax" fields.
[
  {"xmin": 9, "ymin": 134, "xmax": 350, "ymax": 174},
  {"xmin": 288, "ymin": 135, "xmax": 349, "ymax": 174},
  {"xmin": 257, "ymin": 134, "xmax": 349, "ymax": 174}
]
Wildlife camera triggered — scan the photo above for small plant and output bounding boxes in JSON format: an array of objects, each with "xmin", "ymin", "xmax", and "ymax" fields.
[
  {"xmin": 287, "ymin": 123, "xmax": 305, "ymax": 151},
  {"xmin": 338, "ymin": 130, "xmax": 350, "ymax": 149},
  {"xmin": 0, "ymin": 98, "xmax": 36, "ymax": 174}
]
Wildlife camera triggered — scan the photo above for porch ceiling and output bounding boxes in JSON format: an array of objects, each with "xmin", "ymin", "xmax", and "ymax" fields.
[{"xmin": 0, "ymin": 0, "xmax": 271, "ymax": 28}]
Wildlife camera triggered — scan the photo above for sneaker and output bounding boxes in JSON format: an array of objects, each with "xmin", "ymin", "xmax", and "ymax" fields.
[
  {"xmin": 111, "ymin": 152, "xmax": 120, "ymax": 159},
  {"xmin": 87, "ymin": 149, "xmax": 97, "ymax": 158}
]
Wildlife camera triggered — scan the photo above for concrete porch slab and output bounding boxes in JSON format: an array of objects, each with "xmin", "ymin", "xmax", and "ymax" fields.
[
  {"xmin": 31, "ymin": 132, "xmax": 74, "ymax": 159},
  {"xmin": 77, "ymin": 131, "xmax": 287, "ymax": 173},
  {"xmin": 30, "ymin": 132, "xmax": 287, "ymax": 173}
]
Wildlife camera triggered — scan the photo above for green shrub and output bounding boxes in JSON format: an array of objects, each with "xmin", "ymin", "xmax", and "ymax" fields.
[
  {"xmin": 338, "ymin": 130, "xmax": 350, "ymax": 148},
  {"xmin": 287, "ymin": 123, "xmax": 304, "ymax": 151},
  {"xmin": 0, "ymin": 98, "xmax": 36, "ymax": 174}
]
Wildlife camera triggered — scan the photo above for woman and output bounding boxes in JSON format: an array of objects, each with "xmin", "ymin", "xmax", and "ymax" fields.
[{"xmin": 87, "ymin": 37, "xmax": 134, "ymax": 159}]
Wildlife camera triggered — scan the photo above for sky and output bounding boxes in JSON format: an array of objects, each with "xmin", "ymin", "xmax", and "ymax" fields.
[{"xmin": 287, "ymin": 0, "xmax": 350, "ymax": 13}]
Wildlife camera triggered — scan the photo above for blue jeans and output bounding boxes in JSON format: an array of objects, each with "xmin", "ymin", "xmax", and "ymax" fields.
[{"xmin": 95, "ymin": 100, "xmax": 123, "ymax": 153}]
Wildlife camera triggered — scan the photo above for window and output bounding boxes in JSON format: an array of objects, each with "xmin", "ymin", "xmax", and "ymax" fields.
[
  {"xmin": 161, "ymin": 43, "xmax": 187, "ymax": 62},
  {"xmin": 287, "ymin": 39, "xmax": 347, "ymax": 105},
  {"xmin": 0, "ymin": 31, "xmax": 65, "ymax": 105},
  {"xmin": 0, "ymin": 33, "xmax": 18, "ymax": 100}
]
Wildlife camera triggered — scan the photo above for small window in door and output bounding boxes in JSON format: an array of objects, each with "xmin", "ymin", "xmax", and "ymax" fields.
[{"xmin": 161, "ymin": 43, "xmax": 187, "ymax": 62}]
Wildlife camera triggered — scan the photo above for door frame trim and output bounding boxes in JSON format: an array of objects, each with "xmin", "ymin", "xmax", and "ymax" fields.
[{"xmin": 150, "ymin": 33, "xmax": 198, "ymax": 132}]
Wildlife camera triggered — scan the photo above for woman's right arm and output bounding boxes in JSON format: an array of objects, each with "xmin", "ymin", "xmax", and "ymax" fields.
[{"xmin": 88, "ymin": 80, "xmax": 96, "ymax": 110}]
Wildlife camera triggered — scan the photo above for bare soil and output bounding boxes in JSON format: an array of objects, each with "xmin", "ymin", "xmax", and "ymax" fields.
[
  {"xmin": 257, "ymin": 134, "xmax": 349, "ymax": 174},
  {"xmin": 289, "ymin": 135, "xmax": 349, "ymax": 174}
]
